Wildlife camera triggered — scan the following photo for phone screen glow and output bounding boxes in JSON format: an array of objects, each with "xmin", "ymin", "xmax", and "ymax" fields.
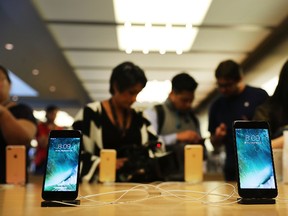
[
  {"xmin": 43, "ymin": 137, "xmax": 80, "ymax": 192},
  {"xmin": 235, "ymin": 128, "xmax": 276, "ymax": 189}
]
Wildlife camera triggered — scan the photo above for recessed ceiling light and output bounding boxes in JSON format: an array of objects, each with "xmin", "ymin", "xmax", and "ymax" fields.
[
  {"xmin": 124, "ymin": 22, "xmax": 131, "ymax": 28},
  {"xmin": 186, "ymin": 23, "xmax": 193, "ymax": 29},
  {"xmin": 5, "ymin": 43, "xmax": 14, "ymax": 50},
  {"xmin": 32, "ymin": 69, "xmax": 40, "ymax": 76},
  {"xmin": 49, "ymin": 85, "xmax": 56, "ymax": 92},
  {"xmin": 125, "ymin": 48, "xmax": 132, "ymax": 54},
  {"xmin": 166, "ymin": 23, "xmax": 172, "ymax": 28},
  {"xmin": 159, "ymin": 49, "xmax": 166, "ymax": 55},
  {"xmin": 143, "ymin": 49, "xmax": 149, "ymax": 54}
]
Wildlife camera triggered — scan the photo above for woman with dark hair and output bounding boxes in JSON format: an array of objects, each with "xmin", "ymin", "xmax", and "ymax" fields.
[
  {"xmin": 73, "ymin": 62, "xmax": 162, "ymax": 182},
  {"xmin": 253, "ymin": 60, "xmax": 288, "ymax": 148}
]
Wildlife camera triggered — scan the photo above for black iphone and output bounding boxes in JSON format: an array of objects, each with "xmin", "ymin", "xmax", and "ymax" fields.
[
  {"xmin": 41, "ymin": 130, "xmax": 82, "ymax": 201},
  {"xmin": 233, "ymin": 121, "xmax": 278, "ymax": 199}
]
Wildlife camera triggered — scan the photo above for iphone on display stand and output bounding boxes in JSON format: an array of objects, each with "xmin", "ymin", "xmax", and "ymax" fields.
[
  {"xmin": 233, "ymin": 121, "xmax": 278, "ymax": 204},
  {"xmin": 184, "ymin": 145, "xmax": 203, "ymax": 183},
  {"xmin": 41, "ymin": 130, "xmax": 82, "ymax": 207},
  {"xmin": 6, "ymin": 145, "xmax": 26, "ymax": 185},
  {"xmin": 99, "ymin": 149, "xmax": 117, "ymax": 183}
]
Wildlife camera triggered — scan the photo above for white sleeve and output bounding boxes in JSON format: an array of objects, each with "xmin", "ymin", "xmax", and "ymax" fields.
[
  {"xmin": 143, "ymin": 107, "xmax": 158, "ymax": 133},
  {"xmin": 143, "ymin": 107, "xmax": 177, "ymax": 146}
]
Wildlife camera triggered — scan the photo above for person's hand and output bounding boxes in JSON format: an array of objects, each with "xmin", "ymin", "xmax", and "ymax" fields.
[
  {"xmin": 215, "ymin": 123, "xmax": 227, "ymax": 139},
  {"xmin": 272, "ymin": 136, "xmax": 284, "ymax": 149},
  {"xmin": 0, "ymin": 105, "xmax": 4, "ymax": 117},
  {"xmin": 177, "ymin": 130, "xmax": 202, "ymax": 143},
  {"xmin": 116, "ymin": 157, "xmax": 128, "ymax": 170},
  {"xmin": 0, "ymin": 102, "xmax": 16, "ymax": 116}
]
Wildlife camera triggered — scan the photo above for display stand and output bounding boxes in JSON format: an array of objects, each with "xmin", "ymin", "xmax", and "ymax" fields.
[
  {"xmin": 237, "ymin": 198, "xmax": 275, "ymax": 205},
  {"xmin": 41, "ymin": 200, "xmax": 80, "ymax": 207}
]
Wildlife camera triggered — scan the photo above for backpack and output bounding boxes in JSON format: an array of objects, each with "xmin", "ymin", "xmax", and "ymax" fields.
[
  {"xmin": 154, "ymin": 104, "xmax": 207, "ymax": 160},
  {"xmin": 154, "ymin": 104, "xmax": 200, "ymax": 134}
]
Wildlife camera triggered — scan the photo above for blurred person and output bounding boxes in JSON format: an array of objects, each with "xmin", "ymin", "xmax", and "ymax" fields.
[
  {"xmin": 0, "ymin": 65, "xmax": 37, "ymax": 183},
  {"xmin": 253, "ymin": 59, "xmax": 288, "ymax": 149},
  {"xmin": 33, "ymin": 105, "xmax": 63, "ymax": 174},
  {"xmin": 144, "ymin": 73, "xmax": 205, "ymax": 180},
  {"xmin": 73, "ymin": 61, "xmax": 163, "ymax": 182},
  {"xmin": 208, "ymin": 60, "xmax": 269, "ymax": 181}
]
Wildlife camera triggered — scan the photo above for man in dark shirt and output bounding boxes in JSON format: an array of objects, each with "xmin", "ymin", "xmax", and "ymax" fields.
[{"xmin": 208, "ymin": 60, "xmax": 268, "ymax": 181}]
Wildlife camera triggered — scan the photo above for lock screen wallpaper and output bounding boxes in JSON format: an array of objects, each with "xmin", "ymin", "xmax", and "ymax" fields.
[
  {"xmin": 44, "ymin": 137, "xmax": 80, "ymax": 192},
  {"xmin": 235, "ymin": 128, "xmax": 276, "ymax": 189}
]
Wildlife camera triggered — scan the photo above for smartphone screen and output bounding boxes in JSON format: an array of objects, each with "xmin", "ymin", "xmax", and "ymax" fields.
[
  {"xmin": 233, "ymin": 121, "xmax": 277, "ymax": 198},
  {"xmin": 42, "ymin": 130, "xmax": 82, "ymax": 201}
]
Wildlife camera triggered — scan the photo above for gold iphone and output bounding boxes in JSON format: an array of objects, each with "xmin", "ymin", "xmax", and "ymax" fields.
[
  {"xmin": 6, "ymin": 145, "xmax": 26, "ymax": 184},
  {"xmin": 99, "ymin": 149, "xmax": 117, "ymax": 183},
  {"xmin": 184, "ymin": 145, "xmax": 203, "ymax": 183}
]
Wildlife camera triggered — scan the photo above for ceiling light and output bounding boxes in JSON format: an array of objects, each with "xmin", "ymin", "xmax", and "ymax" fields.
[
  {"xmin": 159, "ymin": 49, "xmax": 166, "ymax": 55},
  {"xmin": 113, "ymin": 0, "xmax": 212, "ymax": 24},
  {"xmin": 145, "ymin": 23, "xmax": 152, "ymax": 28},
  {"xmin": 30, "ymin": 139, "xmax": 38, "ymax": 148},
  {"xmin": 261, "ymin": 76, "xmax": 278, "ymax": 96},
  {"xmin": 124, "ymin": 22, "xmax": 131, "ymax": 28},
  {"xmin": 125, "ymin": 48, "xmax": 132, "ymax": 54},
  {"xmin": 166, "ymin": 23, "xmax": 172, "ymax": 28},
  {"xmin": 33, "ymin": 110, "xmax": 74, "ymax": 127},
  {"xmin": 117, "ymin": 25, "xmax": 198, "ymax": 52},
  {"xmin": 5, "ymin": 43, "xmax": 14, "ymax": 50},
  {"xmin": 114, "ymin": 0, "xmax": 212, "ymax": 53},
  {"xmin": 137, "ymin": 80, "xmax": 172, "ymax": 103},
  {"xmin": 55, "ymin": 111, "xmax": 74, "ymax": 127},
  {"xmin": 49, "ymin": 85, "xmax": 56, "ymax": 92},
  {"xmin": 32, "ymin": 69, "xmax": 40, "ymax": 75},
  {"xmin": 186, "ymin": 23, "xmax": 193, "ymax": 29},
  {"xmin": 143, "ymin": 49, "xmax": 149, "ymax": 54}
]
